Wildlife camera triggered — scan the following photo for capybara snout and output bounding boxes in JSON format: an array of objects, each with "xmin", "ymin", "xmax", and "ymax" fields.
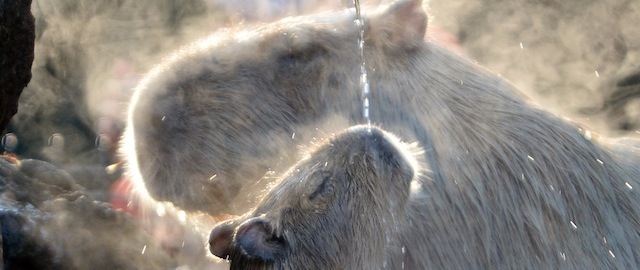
[
  {"xmin": 210, "ymin": 217, "xmax": 287, "ymax": 262},
  {"xmin": 208, "ymin": 220, "xmax": 235, "ymax": 259}
]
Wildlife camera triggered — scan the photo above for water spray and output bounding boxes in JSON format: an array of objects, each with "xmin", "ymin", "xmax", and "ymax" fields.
[{"xmin": 354, "ymin": 0, "xmax": 372, "ymax": 131}]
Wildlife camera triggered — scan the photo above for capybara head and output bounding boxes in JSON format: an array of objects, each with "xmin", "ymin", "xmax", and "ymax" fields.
[
  {"xmin": 208, "ymin": 125, "xmax": 423, "ymax": 269},
  {"xmin": 123, "ymin": 0, "xmax": 428, "ymax": 214}
]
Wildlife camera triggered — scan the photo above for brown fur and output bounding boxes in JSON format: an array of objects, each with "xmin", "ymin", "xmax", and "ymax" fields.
[
  {"xmin": 124, "ymin": 0, "xmax": 640, "ymax": 268},
  {"xmin": 209, "ymin": 125, "xmax": 421, "ymax": 269},
  {"xmin": 210, "ymin": 123, "xmax": 640, "ymax": 269}
]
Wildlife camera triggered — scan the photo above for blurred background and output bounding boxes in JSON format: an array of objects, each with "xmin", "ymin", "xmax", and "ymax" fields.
[{"xmin": 1, "ymin": 0, "xmax": 639, "ymax": 203}]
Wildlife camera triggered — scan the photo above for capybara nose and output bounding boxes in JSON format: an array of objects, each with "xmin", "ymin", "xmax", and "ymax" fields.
[
  {"xmin": 235, "ymin": 217, "xmax": 287, "ymax": 261},
  {"xmin": 209, "ymin": 220, "xmax": 235, "ymax": 259}
]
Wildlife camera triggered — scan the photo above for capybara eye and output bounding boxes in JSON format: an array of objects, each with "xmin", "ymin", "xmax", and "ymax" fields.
[{"xmin": 308, "ymin": 175, "xmax": 332, "ymax": 200}]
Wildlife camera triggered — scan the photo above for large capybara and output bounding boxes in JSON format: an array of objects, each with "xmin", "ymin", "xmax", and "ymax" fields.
[
  {"xmin": 124, "ymin": 0, "xmax": 640, "ymax": 267},
  {"xmin": 123, "ymin": 0, "xmax": 435, "ymax": 214}
]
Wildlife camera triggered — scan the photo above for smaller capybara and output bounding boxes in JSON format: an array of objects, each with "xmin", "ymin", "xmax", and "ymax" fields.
[
  {"xmin": 210, "ymin": 124, "xmax": 640, "ymax": 269},
  {"xmin": 209, "ymin": 125, "xmax": 424, "ymax": 269}
]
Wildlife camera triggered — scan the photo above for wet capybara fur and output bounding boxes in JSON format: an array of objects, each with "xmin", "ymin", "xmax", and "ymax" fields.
[
  {"xmin": 123, "ymin": 0, "xmax": 433, "ymax": 214},
  {"xmin": 124, "ymin": 0, "xmax": 640, "ymax": 268},
  {"xmin": 209, "ymin": 126, "xmax": 422, "ymax": 269}
]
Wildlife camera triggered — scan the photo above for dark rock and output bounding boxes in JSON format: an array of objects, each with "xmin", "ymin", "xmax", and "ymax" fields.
[
  {"xmin": 0, "ymin": 158, "xmax": 177, "ymax": 269},
  {"xmin": 0, "ymin": 0, "xmax": 36, "ymax": 131}
]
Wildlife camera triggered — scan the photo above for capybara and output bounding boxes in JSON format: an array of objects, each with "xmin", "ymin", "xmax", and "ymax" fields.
[
  {"xmin": 209, "ymin": 125, "xmax": 422, "ymax": 269},
  {"xmin": 125, "ymin": 0, "xmax": 640, "ymax": 267},
  {"xmin": 209, "ymin": 124, "xmax": 640, "ymax": 269}
]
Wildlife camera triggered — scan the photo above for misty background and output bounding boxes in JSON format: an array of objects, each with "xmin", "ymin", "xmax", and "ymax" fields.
[
  {"xmin": 1, "ymin": 0, "xmax": 639, "ymax": 199},
  {"xmin": 430, "ymin": 0, "xmax": 640, "ymax": 136}
]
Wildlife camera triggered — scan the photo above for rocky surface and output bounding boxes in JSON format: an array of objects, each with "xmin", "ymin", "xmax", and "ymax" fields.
[
  {"xmin": 0, "ymin": 157, "xmax": 177, "ymax": 269},
  {"xmin": 0, "ymin": 0, "xmax": 35, "ymax": 131}
]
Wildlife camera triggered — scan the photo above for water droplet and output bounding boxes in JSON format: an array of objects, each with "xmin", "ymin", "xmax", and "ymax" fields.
[
  {"xmin": 106, "ymin": 162, "xmax": 122, "ymax": 174},
  {"xmin": 161, "ymin": 115, "xmax": 166, "ymax": 121},
  {"xmin": 48, "ymin": 133, "xmax": 65, "ymax": 149},
  {"xmin": 209, "ymin": 174, "xmax": 218, "ymax": 181},
  {"xmin": 519, "ymin": 42, "xmax": 524, "ymax": 49},
  {"xmin": 354, "ymin": 0, "xmax": 371, "ymax": 129},
  {"xmin": 570, "ymin": 221, "xmax": 578, "ymax": 229},
  {"xmin": 410, "ymin": 180, "xmax": 422, "ymax": 193},
  {"xmin": 141, "ymin": 245, "xmax": 147, "ymax": 254},
  {"xmin": 527, "ymin": 155, "xmax": 535, "ymax": 161},
  {"xmin": 584, "ymin": 130, "xmax": 592, "ymax": 140},
  {"xmin": 95, "ymin": 134, "xmax": 112, "ymax": 151},
  {"xmin": 609, "ymin": 250, "xmax": 615, "ymax": 258},
  {"xmin": 156, "ymin": 205, "xmax": 166, "ymax": 217},
  {"xmin": 324, "ymin": 161, "xmax": 328, "ymax": 167},
  {"xmin": 595, "ymin": 70, "xmax": 600, "ymax": 77},
  {"xmin": 603, "ymin": 236, "xmax": 607, "ymax": 244},
  {"xmin": 596, "ymin": 159, "xmax": 604, "ymax": 165},
  {"xmin": 178, "ymin": 210, "xmax": 187, "ymax": 224},
  {"xmin": 291, "ymin": 133, "xmax": 296, "ymax": 139},
  {"xmin": 1, "ymin": 133, "xmax": 18, "ymax": 152},
  {"xmin": 625, "ymin": 182, "xmax": 633, "ymax": 190},
  {"xmin": 560, "ymin": 252, "xmax": 566, "ymax": 260}
]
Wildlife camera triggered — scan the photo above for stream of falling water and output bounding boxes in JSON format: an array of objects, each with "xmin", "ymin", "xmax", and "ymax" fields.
[{"xmin": 354, "ymin": 0, "xmax": 371, "ymax": 130}]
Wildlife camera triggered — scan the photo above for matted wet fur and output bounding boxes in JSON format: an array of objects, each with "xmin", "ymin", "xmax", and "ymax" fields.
[{"xmin": 123, "ymin": 0, "xmax": 640, "ymax": 268}]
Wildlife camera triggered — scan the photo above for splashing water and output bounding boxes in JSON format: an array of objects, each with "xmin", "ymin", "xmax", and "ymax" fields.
[{"xmin": 354, "ymin": 0, "xmax": 371, "ymax": 130}]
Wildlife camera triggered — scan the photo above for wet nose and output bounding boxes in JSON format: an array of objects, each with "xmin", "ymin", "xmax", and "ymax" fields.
[{"xmin": 209, "ymin": 220, "xmax": 235, "ymax": 259}]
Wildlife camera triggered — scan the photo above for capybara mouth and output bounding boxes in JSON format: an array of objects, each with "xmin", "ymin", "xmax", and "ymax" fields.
[{"xmin": 227, "ymin": 249, "xmax": 278, "ymax": 270}]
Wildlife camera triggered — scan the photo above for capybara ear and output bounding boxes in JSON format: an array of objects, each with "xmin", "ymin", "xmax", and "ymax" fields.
[
  {"xmin": 350, "ymin": 125, "xmax": 415, "ymax": 181},
  {"xmin": 367, "ymin": 0, "xmax": 427, "ymax": 50},
  {"xmin": 209, "ymin": 220, "xmax": 236, "ymax": 259},
  {"xmin": 235, "ymin": 217, "xmax": 287, "ymax": 261}
]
